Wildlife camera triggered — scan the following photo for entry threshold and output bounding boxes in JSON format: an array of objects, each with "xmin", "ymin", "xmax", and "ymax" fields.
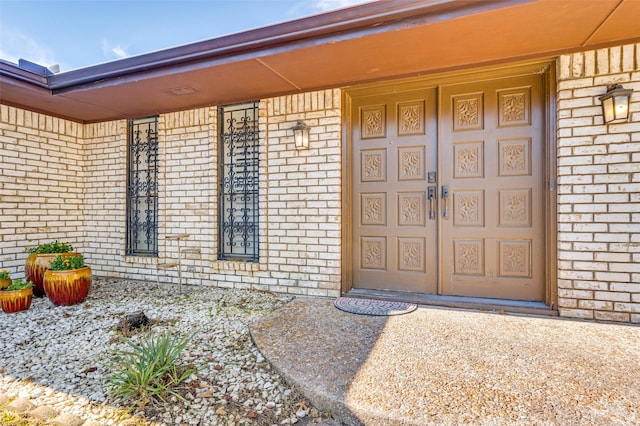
[{"xmin": 346, "ymin": 288, "xmax": 558, "ymax": 317}]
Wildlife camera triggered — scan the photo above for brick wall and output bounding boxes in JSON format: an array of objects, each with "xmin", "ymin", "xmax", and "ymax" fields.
[
  {"xmin": 151, "ymin": 92, "xmax": 343, "ymax": 297},
  {"xmin": 556, "ymin": 43, "xmax": 640, "ymax": 323},
  {"xmin": 159, "ymin": 108, "xmax": 215, "ymax": 284},
  {"xmin": 258, "ymin": 90, "xmax": 342, "ymax": 297},
  {"xmin": 83, "ymin": 109, "xmax": 217, "ymax": 283},
  {"xmin": 0, "ymin": 106, "xmax": 84, "ymax": 276},
  {"xmin": 83, "ymin": 120, "xmax": 128, "ymax": 276},
  {"xmin": 1, "ymin": 90, "xmax": 342, "ymax": 297}
]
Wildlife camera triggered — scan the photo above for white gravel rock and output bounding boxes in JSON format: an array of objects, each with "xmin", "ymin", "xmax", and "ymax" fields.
[{"xmin": 0, "ymin": 278, "xmax": 319, "ymax": 425}]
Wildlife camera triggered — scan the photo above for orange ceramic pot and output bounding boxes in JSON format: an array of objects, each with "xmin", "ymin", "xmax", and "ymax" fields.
[
  {"xmin": 43, "ymin": 266, "xmax": 92, "ymax": 306},
  {"xmin": 0, "ymin": 278, "xmax": 11, "ymax": 290},
  {"xmin": 26, "ymin": 253, "xmax": 80, "ymax": 297},
  {"xmin": 0, "ymin": 288, "xmax": 33, "ymax": 313}
]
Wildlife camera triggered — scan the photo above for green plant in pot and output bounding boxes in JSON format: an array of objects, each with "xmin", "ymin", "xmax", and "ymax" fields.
[
  {"xmin": 43, "ymin": 254, "xmax": 92, "ymax": 306},
  {"xmin": 0, "ymin": 269, "xmax": 11, "ymax": 290},
  {"xmin": 25, "ymin": 240, "xmax": 79, "ymax": 297},
  {"xmin": 0, "ymin": 278, "xmax": 34, "ymax": 314}
]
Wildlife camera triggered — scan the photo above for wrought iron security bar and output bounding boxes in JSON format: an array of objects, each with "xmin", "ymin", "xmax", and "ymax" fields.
[
  {"xmin": 126, "ymin": 116, "xmax": 159, "ymax": 256},
  {"xmin": 218, "ymin": 102, "xmax": 259, "ymax": 262}
]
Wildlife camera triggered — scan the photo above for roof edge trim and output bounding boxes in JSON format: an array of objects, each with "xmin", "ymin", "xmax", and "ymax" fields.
[
  {"xmin": 46, "ymin": 0, "xmax": 527, "ymax": 90},
  {"xmin": 0, "ymin": 61, "xmax": 50, "ymax": 89}
]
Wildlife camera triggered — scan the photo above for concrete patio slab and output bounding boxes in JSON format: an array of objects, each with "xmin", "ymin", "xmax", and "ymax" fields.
[{"xmin": 249, "ymin": 298, "xmax": 640, "ymax": 425}]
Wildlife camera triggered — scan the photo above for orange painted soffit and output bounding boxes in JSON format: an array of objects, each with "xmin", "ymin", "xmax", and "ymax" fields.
[{"xmin": 1, "ymin": 0, "xmax": 639, "ymax": 123}]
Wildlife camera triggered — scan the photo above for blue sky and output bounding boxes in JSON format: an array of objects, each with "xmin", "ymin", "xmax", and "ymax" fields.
[{"xmin": 0, "ymin": 0, "xmax": 372, "ymax": 72}]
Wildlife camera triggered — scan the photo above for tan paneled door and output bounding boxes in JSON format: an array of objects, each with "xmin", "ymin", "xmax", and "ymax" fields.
[
  {"xmin": 440, "ymin": 74, "xmax": 545, "ymax": 300},
  {"xmin": 352, "ymin": 89, "xmax": 438, "ymax": 293},
  {"xmin": 350, "ymin": 72, "xmax": 546, "ymax": 301}
]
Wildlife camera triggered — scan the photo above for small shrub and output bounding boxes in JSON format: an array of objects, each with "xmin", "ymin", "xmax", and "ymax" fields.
[
  {"xmin": 26, "ymin": 240, "xmax": 74, "ymax": 254},
  {"xmin": 107, "ymin": 331, "xmax": 197, "ymax": 406},
  {"xmin": 0, "ymin": 269, "xmax": 10, "ymax": 279},
  {"xmin": 6, "ymin": 279, "xmax": 33, "ymax": 291},
  {"xmin": 49, "ymin": 255, "xmax": 85, "ymax": 270}
]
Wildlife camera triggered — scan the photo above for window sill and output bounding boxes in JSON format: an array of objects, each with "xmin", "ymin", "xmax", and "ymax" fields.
[
  {"xmin": 124, "ymin": 256, "xmax": 157, "ymax": 265},
  {"xmin": 210, "ymin": 261, "xmax": 264, "ymax": 273}
]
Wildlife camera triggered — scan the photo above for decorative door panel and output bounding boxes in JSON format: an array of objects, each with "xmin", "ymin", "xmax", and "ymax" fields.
[
  {"xmin": 440, "ymin": 75, "xmax": 545, "ymax": 301},
  {"xmin": 352, "ymin": 89, "xmax": 438, "ymax": 293}
]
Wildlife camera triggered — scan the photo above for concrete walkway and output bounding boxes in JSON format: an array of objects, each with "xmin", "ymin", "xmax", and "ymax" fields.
[{"xmin": 249, "ymin": 299, "xmax": 640, "ymax": 426}]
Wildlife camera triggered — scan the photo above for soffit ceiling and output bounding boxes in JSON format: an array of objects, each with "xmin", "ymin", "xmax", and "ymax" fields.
[{"xmin": 1, "ymin": 0, "xmax": 639, "ymax": 123}]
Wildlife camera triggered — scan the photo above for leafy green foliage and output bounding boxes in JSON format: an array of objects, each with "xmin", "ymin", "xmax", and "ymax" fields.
[
  {"xmin": 27, "ymin": 240, "xmax": 74, "ymax": 254},
  {"xmin": 107, "ymin": 331, "xmax": 197, "ymax": 407},
  {"xmin": 0, "ymin": 269, "xmax": 10, "ymax": 279},
  {"xmin": 49, "ymin": 255, "xmax": 85, "ymax": 270},
  {"xmin": 5, "ymin": 279, "xmax": 33, "ymax": 291}
]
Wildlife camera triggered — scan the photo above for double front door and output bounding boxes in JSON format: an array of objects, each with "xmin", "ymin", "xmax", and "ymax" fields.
[{"xmin": 351, "ymin": 73, "xmax": 545, "ymax": 301}]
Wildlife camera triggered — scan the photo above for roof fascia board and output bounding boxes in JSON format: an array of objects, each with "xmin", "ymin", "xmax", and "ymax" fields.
[
  {"xmin": 0, "ymin": 61, "xmax": 50, "ymax": 89},
  {"xmin": 47, "ymin": 0, "xmax": 527, "ymax": 91}
]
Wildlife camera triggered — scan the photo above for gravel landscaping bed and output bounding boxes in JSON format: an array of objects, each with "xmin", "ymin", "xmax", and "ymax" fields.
[{"xmin": 0, "ymin": 278, "xmax": 328, "ymax": 425}]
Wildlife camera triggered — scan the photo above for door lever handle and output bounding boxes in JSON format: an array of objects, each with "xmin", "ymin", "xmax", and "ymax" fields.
[
  {"xmin": 441, "ymin": 185, "xmax": 449, "ymax": 218},
  {"xmin": 427, "ymin": 186, "xmax": 436, "ymax": 219}
]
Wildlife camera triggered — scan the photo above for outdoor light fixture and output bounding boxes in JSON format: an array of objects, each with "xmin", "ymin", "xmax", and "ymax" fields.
[
  {"xmin": 599, "ymin": 84, "xmax": 633, "ymax": 124},
  {"xmin": 292, "ymin": 121, "xmax": 310, "ymax": 148}
]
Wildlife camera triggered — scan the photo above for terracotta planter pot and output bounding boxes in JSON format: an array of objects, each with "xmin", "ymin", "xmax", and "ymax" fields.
[
  {"xmin": 0, "ymin": 278, "xmax": 11, "ymax": 290},
  {"xmin": 44, "ymin": 266, "xmax": 92, "ymax": 306},
  {"xmin": 0, "ymin": 288, "xmax": 33, "ymax": 313},
  {"xmin": 26, "ymin": 253, "xmax": 80, "ymax": 297}
]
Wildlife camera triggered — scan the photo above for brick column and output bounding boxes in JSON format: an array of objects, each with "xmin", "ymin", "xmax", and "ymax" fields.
[{"xmin": 556, "ymin": 44, "xmax": 640, "ymax": 322}]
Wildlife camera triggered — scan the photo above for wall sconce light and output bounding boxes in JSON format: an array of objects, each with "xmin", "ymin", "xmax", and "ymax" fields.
[
  {"xmin": 599, "ymin": 84, "xmax": 633, "ymax": 124},
  {"xmin": 292, "ymin": 121, "xmax": 310, "ymax": 148}
]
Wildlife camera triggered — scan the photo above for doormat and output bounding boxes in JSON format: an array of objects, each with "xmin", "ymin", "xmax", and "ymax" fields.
[{"xmin": 334, "ymin": 297, "xmax": 417, "ymax": 316}]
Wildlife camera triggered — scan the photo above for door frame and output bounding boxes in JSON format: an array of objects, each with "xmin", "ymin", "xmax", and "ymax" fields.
[{"xmin": 342, "ymin": 60, "xmax": 557, "ymax": 308}]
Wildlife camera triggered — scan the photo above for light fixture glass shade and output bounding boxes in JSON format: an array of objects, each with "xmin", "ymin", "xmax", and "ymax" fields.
[
  {"xmin": 292, "ymin": 121, "xmax": 310, "ymax": 148},
  {"xmin": 599, "ymin": 84, "xmax": 633, "ymax": 124}
]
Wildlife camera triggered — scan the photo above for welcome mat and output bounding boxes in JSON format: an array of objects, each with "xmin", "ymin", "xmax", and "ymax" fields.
[{"xmin": 334, "ymin": 297, "xmax": 417, "ymax": 316}]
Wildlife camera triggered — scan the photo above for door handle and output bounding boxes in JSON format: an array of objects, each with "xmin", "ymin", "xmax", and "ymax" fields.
[
  {"xmin": 427, "ymin": 186, "xmax": 436, "ymax": 219},
  {"xmin": 441, "ymin": 185, "xmax": 449, "ymax": 218}
]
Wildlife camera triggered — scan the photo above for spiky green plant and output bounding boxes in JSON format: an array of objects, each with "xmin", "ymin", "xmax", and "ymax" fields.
[{"xmin": 107, "ymin": 331, "xmax": 197, "ymax": 406}]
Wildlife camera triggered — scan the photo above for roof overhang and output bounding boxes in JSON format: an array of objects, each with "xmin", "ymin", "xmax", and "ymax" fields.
[{"xmin": 1, "ymin": 0, "xmax": 639, "ymax": 123}]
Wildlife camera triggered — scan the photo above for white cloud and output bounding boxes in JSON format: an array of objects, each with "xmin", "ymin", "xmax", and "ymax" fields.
[
  {"xmin": 111, "ymin": 45, "xmax": 128, "ymax": 59},
  {"xmin": 0, "ymin": 27, "xmax": 57, "ymax": 67},
  {"xmin": 313, "ymin": 0, "xmax": 374, "ymax": 12},
  {"xmin": 101, "ymin": 39, "xmax": 129, "ymax": 60}
]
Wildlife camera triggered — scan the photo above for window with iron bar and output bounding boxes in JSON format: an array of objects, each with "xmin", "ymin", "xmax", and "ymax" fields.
[
  {"xmin": 218, "ymin": 102, "xmax": 259, "ymax": 262},
  {"xmin": 126, "ymin": 116, "xmax": 159, "ymax": 256}
]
